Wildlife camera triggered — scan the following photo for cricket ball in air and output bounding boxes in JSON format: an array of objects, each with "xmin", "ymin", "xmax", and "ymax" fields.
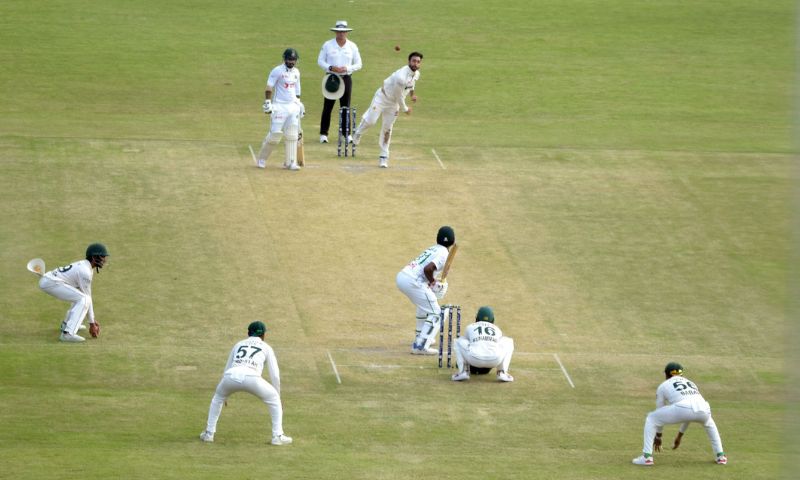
[{"xmin": 394, "ymin": 45, "xmax": 401, "ymax": 51}]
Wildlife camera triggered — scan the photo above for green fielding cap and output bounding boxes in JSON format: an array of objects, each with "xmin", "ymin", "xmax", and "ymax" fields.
[
  {"xmin": 248, "ymin": 321, "xmax": 267, "ymax": 336},
  {"xmin": 664, "ymin": 362, "xmax": 683, "ymax": 376},
  {"xmin": 475, "ymin": 306, "xmax": 495, "ymax": 324}
]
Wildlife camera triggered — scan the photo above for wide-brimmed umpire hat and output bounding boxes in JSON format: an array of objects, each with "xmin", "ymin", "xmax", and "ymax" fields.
[
  {"xmin": 330, "ymin": 20, "xmax": 353, "ymax": 32},
  {"xmin": 322, "ymin": 73, "xmax": 345, "ymax": 100}
]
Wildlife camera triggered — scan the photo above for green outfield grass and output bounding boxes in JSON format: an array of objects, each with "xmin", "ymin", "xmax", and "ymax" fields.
[{"xmin": 0, "ymin": 1, "xmax": 795, "ymax": 479}]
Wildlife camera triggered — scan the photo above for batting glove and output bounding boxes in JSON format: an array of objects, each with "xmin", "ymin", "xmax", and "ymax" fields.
[
  {"xmin": 432, "ymin": 281, "xmax": 448, "ymax": 299},
  {"xmin": 262, "ymin": 99, "xmax": 272, "ymax": 114},
  {"xmin": 298, "ymin": 101, "xmax": 305, "ymax": 118}
]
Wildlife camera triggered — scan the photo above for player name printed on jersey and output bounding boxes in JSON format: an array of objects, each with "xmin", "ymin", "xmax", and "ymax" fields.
[
  {"xmin": 234, "ymin": 357, "xmax": 261, "ymax": 370},
  {"xmin": 473, "ymin": 335, "xmax": 499, "ymax": 343}
]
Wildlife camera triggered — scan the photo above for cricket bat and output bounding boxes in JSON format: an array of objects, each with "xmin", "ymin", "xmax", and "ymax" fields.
[
  {"xmin": 297, "ymin": 129, "xmax": 305, "ymax": 166},
  {"xmin": 439, "ymin": 243, "xmax": 458, "ymax": 281}
]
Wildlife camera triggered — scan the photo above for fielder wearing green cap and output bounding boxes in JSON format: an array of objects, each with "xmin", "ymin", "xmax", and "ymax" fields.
[
  {"xmin": 396, "ymin": 226, "xmax": 457, "ymax": 355},
  {"xmin": 37, "ymin": 242, "xmax": 110, "ymax": 342},
  {"xmin": 450, "ymin": 306, "xmax": 515, "ymax": 382},
  {"xmin": 631, "ymin": 362, "xmax": 727, "ymax": 466},
  {"xmin": 200, "ymin": 321, "xmax": 293, "ymax": 446},
  {"xmin": 248, "ymin": 320, "xmax": 267, "ymax": 337}
]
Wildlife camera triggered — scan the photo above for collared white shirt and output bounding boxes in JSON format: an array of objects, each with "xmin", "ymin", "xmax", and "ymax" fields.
[
  {"xmin": 223, "ymin": 336, "xmax": 281, "ymax": 392},
  {"xmin": 267, "ymin": 64, "xmax": 301, "ymax": 103},
  {"xmin": 381, "ymin": 65, "xmax": 419, "ymax": 110},
  {"xmin": 317, "ymin": 38, "xmax": 362, "ymax": 75},
  {"xmin": 400, "ymin": 244, "xmax": 448, "ymax": 284},
  {"xmin": 43, "ymin": 259, "xmax": 96, "ymax": 322},
  {"xmin": 463, "ymin": 321, "xmax": 504, "ymax": 358},
  {"xmin": 655, "ymin": 375, "xmax": 710, "ymax": 413}
]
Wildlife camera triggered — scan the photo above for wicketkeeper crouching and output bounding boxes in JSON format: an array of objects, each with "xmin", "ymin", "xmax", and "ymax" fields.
[{"xmin": 451, "ymin": 306, "xmax": 515, "ymax": 382}]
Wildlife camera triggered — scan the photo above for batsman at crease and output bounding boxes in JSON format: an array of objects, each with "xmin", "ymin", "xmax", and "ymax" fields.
[{"xmin": 396, "ymin": 226, "xmax": 455, "ymax": 355}]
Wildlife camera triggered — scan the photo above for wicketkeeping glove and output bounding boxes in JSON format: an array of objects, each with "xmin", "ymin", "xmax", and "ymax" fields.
[
  {"xmin": 262, "ymin": 99, "xmax": 272, "ymax": 114},
  {"xmin": 89, "ymin": 322, "xmax": 100, "ymax": 338}
]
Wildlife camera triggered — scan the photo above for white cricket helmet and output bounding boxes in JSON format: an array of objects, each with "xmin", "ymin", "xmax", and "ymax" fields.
[
  {"xmin": 322, "ymin": 73, "xmax": 345, "ymax": 100},
  {"xmin": 27, "ymin": 258, "xmax": 45, "ymax": 276}
]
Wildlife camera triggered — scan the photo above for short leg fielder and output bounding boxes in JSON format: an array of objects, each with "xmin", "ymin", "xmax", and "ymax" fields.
[
  {"xmin": 641, "ymin": 405, "xmax": 723, "ymax": 457},
  {"xmin": 205, "ymin": 374, "xmax": 285, "ymax": 438},
  {"xmin": 453, "ymin": 336, "xmax": 514, "ymax": 373},
  {"xmin": 396, "ymin": 272, "xmax": 440, "ymax": 353},
  {"xmin": 39, "ymin": 277, "xmax": 91, "ymax": 336}
]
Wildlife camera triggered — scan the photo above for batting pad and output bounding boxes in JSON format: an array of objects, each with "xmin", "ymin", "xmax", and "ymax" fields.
[{"xmin": 284, "ymin": 124, "xmax": 298, "ymax": 166}]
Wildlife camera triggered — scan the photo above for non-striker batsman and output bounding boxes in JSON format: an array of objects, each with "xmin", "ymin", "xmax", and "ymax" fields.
[{"xmin": 256, "ymin": 48, "xmax": 305, "ymax": 171}]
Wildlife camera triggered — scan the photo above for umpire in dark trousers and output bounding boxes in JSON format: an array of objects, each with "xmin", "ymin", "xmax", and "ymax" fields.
[{"xmin": 317, "ymin": 20, "xmax": 363, "ymax": 143}]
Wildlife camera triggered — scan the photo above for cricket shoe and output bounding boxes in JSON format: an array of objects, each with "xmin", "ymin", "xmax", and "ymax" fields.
[
  {"xmin": 59, "ymin": 332, "xmax": 85, "ymax": 343},
  {"xmin": 497, "ymin": 371, "xmax": 514, "ymax": 382},
  {"xmin": 715, "ymin": 455, "xmax": 727, "ymax": 465},
  {"xmin": 410, "ymin": 345, "xmax": 437, "ymax": 355},
  {"xmin": 631, "ymin": 455, "xmax": 654, "ymax": 466},
  {"xmin": 320, "ymin": 135, "xmax": 328, "ymax": 143},
  {"xmin": 271, "ymin": 434, "xmax": 293, "ymax": 446},
  {"xmin": 288, "ymin": 163, "xmax": 301, "ymax": 171},
  {"xmin": 347, "ymin": 134, "xmax": 353, "ymax": 144},
  {"xmin": 379, "ymin": 156, "xmax": 388, "ymax": 168},
  {"xmin": 78, "ymin": 324, "xmax": 87, "ymax": 331},
  {"xmin": 257, "ymin": 159, "xmax": 266, "ymax": 169},
  {"xmin": 451, "ymin": 371, "xmax": 470, "ymax": 382},
  {"xmin": 199, "ymin": 431, "xmax": 214, "ymax": 443}
]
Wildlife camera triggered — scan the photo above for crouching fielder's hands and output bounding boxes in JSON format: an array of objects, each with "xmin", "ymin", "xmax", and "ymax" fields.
[
  {"xmin": 89, "ymin": 322, "xmax": 100, "ymax": 338},
  {"xmin": 432, "ymin": 281, "xmax": 448, "ymax": 299},
  {"xmin": 672, "ymin": 431, "xmax": 684, "ymax": 450}
]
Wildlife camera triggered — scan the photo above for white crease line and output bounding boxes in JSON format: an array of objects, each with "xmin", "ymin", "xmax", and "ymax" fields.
[
  {"xmin": 327, "ymin": 350, "xmax": 342, "ymax": 384},
  {"xmin": 553, "ymin": 353, "xmax": 575, "ymax": 388},
  {"xmin": 248, "ymin": 144, "xmax": 257, "ymax": 165},
  {"xmin": 432, "ymin": 148, "xmax": 445, "ymax": 170},
  {"xmin": 336, "ymin": 364, "xmax": 432, "ymax": 369}
]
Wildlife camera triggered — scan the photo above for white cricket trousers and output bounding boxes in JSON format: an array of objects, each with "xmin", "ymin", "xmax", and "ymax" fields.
[
  {"xmin": 453, "ymin": 337, "xmax": 514, "ymax": 373},
  {"xmin": 39, "ymin": 277, "xmax": 91, "ymax": 335},
  {"xmin": 642, "ymin": 405, "xmax": 724, "ymax": 455},
  {"xmin": 355, "ymin": 89, "xmax": 400, "ymax": 158},
  {"xmin": 396, "ymin": 272, "xmax": 441, "ymax": 347},
  {"xmin": 257, "ymin": 101, "xmax": 302, "ymax": 165},
  {"xmin": 206, "ymin": 374, "xmax": 284, "ymax": 437}
]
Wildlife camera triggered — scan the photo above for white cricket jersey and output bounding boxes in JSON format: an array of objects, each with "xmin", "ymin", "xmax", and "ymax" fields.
[
  {"xmin": 400, "ymin": 244, "xmax": 449, "ymax": 284},
  {"xmin": 317, "ymin": 38, "xmax": 362, "ymax": 75},
  {"xmin": 381, "ymin": 65, "xmax": 419, "ymax": 107},
  {"xmin": 267, "ymin": 64, "xmax": 301, "ymax": 103},
  {"xmin": 223, "ymin": 336, "xmax": 281, "ymax": 391},
  {"xmin": 655, "ymin": 375, "xmax": 710, "ymax": 412},
  {"xmin": 463, "ymin": 321, "xmax": 504, "ymax": 359},
  {"xmin": 43, "ymin": 259, "xmax": 94, "ymax": 295}
]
